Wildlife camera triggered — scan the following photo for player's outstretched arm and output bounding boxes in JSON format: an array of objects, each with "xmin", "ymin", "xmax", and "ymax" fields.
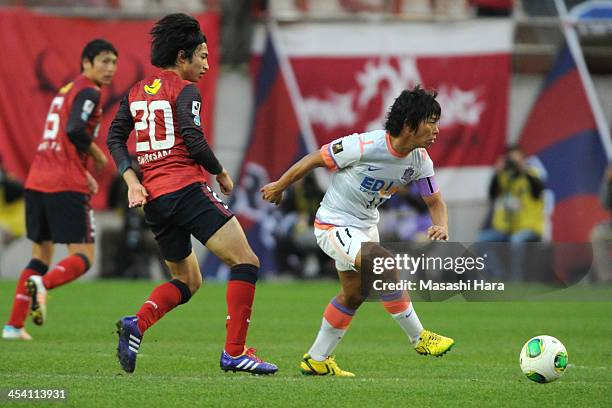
[
  {"xmin": 261, "ymin": 151, "xmax": 325, "ymax": 206},
  {"xmin": 422, "ymin": 191, "xmax": 449, "ymax": 241}
]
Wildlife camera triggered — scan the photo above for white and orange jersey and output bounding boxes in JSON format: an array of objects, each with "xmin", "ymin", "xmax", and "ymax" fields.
[{"xmin": 316, "ymin": 129, "xmax": 437, "ymax": 229}]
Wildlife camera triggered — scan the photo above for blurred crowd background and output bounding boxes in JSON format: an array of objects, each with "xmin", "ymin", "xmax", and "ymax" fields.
[{"xmin": 0, "ymin": 0, "xmax": 610, "ymax": 283}]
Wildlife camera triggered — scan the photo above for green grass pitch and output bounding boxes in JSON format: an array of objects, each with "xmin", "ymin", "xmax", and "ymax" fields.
[{"xmin": 1, "ymin": 280, "xmax": 611, "ymax": 407}]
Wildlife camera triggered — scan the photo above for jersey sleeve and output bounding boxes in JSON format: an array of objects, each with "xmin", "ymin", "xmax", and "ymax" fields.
[
  {"xmin": 66, "ymin": 87, "xmax": 100, "ymax": 152},
  {"xmin": 176, "ymin": 84, "xmax": 223, "ymax": 175},
  {"xmin": 417, "ymin": 151, "xmax": 435, "ymax": 179},
  {"xmin": 414, "ymin": 151, "xmax": 439, "ymax": 196},
  {"xmin": 319, "ymin": 133, "xmax": 361, "ymax": 171},
  {"xmin": 107, "ymin": 95, "xmax": 135, "ymax": 175}
]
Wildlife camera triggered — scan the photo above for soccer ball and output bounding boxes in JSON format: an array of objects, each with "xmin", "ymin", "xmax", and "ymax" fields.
[{"xmin": 519, "ymin": 335, "xmax": 568, "ymax": 383}]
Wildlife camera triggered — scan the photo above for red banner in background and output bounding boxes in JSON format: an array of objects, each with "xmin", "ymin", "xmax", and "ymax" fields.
[
  {"xmin": 252, "ymin": 20, "xmax": 513, "ymax": 169},
  {"xmin": 0, "ymin": 8, "xmax": 219, "ymax": 209},
  {"xmin": 292, "ymin": 54, "xmax": 510, "ymax": 167}
]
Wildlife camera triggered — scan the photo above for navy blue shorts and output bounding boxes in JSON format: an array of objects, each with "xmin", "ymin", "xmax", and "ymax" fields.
[
  {"xmin": 25, "ymin": 189, "xmax": 95, "ymax": 244},
  {"xmin": 144, "ymin": 182, "xmax": 234, "ymax": 262}
]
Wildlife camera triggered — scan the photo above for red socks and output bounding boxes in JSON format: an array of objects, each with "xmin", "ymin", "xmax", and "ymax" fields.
[
  {"xmin": 7, "ymin": 259, "xmax": 48, "ymax": 328},
  {"xmin": 225, "ymin": 264, "xmax": 258, "ymax": 357},
  {"xmin": 42, "ymin": 254, "xmax": 90, "ymax": 290},
  {"xmin": 136, "ymin": 280, "xmax": 191, "ymax": 334},
  {"xmin": 7, "ymin": 255, "xmax": 89, "ymax": 328},
  {"xmin": 131, "ymin": 263, "xmax": 259, "ymax": 356}
]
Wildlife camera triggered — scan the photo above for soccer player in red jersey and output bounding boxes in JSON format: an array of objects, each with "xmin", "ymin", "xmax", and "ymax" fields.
[
  {"xmin": 2, "ymin": 39, "xmax": 118, "ymax": 341},
  {"xmin": 107, "ymin": 13, "xmax": 277, "ymax": 375}
]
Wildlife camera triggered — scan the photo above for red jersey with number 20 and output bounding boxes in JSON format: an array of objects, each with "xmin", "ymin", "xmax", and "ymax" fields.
[
  {"xmin": 127, "ymin": 70, "xmax": 206, "ymax": 199},
  {"xmin": 26, "ymin": 75, "xmax": 102, "ymax": 194}
]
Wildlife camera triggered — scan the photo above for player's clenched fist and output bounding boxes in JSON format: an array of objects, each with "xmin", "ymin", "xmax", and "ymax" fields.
[
  {"xmin": 427, "ymin": 225, "xmax": 448, "ymax": 241},
  {"xmin": 261, "ymin": 182, "xmax": 284, "ymax": 206}
]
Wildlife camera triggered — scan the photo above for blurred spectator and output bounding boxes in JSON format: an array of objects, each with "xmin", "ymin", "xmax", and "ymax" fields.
[
  {"xmin": 275, "ymin": 173, "xmax": 334, "ymax": 278},
  {"xmin": 590, "ymin": 164, "xmax": 612, "ymax": 283},
  {"xmin": 470, "ymin": 0, "xmax": 513, "ymax": 17},
  {"xmin": 477, "ymin": 146, "xmax": 546, "ymax": 282},
  {"xmin": 0, "ymin": 160, "xmax": 25, "ymax": 246},
  {"xmin": 479, "ymin": 145, "xmax": 545, "ymax": 243}
]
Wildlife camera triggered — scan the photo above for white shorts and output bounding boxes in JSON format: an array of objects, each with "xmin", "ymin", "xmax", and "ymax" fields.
[{"xmin": 314, "ymin": 224, "xmax": 379, "ymax": 271}]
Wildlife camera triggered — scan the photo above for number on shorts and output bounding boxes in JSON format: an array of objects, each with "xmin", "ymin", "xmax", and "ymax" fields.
[{"xmin": 335, "ymin": 228, "xmax": 354, "ymax": 255}]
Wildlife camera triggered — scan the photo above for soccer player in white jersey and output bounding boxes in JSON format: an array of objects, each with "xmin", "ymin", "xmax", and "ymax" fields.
[{"xmin": 261, "ymin": 86, "xmax": 454, "ymax": 376}]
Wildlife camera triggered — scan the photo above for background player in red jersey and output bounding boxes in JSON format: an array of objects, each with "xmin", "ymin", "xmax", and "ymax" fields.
[
  {"xmin": 107, "ymin": 13, "xmax": 277, "ymax": 375},
  {"xmin": 2, "ymin": 39, "xmax": 118, "ymax": 341}
]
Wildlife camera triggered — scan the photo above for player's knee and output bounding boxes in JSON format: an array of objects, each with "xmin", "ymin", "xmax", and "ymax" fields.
[
  {"xmin": 187, "ymin": 282, "xmax": 201, "ymax": 295},
  {"xmin": 228, "ymin": 250, "xmax": 259, "ymax": 269},
  {"xmin": 169, "ymin": 266, "xmax": 202, "ymax": 295},
  {"xmin": 188, "ymin": 273, "xmax": 203, "ymax": 294},
  {"xmin": 245, "ymin": 253, "xmax": 260, "ymax": 268}
]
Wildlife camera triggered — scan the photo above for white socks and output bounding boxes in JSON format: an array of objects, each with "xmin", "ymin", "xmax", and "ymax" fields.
[
  {"xmin": 308, "ymin": 302, "xmax": 423, "ymax": 360},
  {"xmin": 308, "ymin": 318, "xmax": 347, "ymax": 361},
  {"xmin": 391, "ymin": 303, "xmax": 424, "ymax": 345}
]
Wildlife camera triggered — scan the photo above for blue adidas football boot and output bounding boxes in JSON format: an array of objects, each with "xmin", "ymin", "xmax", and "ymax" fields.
[
  {"xmin": 220, "ymin": 348, "xmax": 278, "ymax": 375},
  {"xmin": 116, "ymin": 316, "xmax": 142, "ymax": 373}
]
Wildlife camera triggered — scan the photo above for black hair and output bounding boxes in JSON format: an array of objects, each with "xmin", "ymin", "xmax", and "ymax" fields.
[
  {"xmin": 384, "ymin": 85, "xmax": 441, "ymax": 137},
  {"xmin": 80, "ymin": 39, "xmax": 118, "ymax": 72},
  {"xmin": 150, "ymin": 13, "xmax": 207, "ymax": 68}
]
